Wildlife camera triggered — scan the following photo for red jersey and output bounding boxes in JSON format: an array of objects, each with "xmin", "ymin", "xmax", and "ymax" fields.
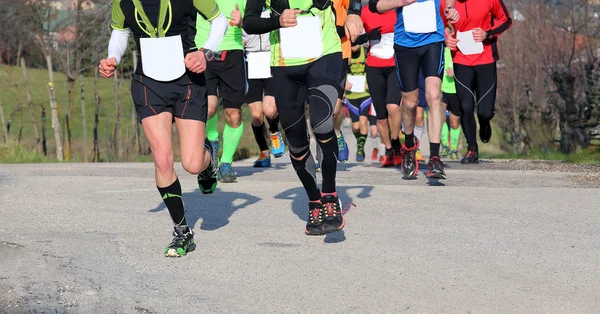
[
  {"xmin": 448, "ymin": 0, "xmax": 512, "ymax": 66},
  {"xmin": 361, "ymin": 6, "xmax": 396, "ymax": 68}
]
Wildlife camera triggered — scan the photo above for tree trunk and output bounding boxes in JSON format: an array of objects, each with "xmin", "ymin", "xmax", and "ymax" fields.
[
  {"xmin": 0, "ymin": 96, "xmax": 9, "ymax": 142},
  {"xmin": 20, "ymin": 57, "xmax": 41, "ymax": 152},
  {"xmin": 113, "ymin": 71, "xmax": 121, "ymax": 159},
  {"xmin": 7, "ymin": 105, "xmax": 23, "ymax": 133},
  {"xmin": 80, "ymin": 74, "xmax": 88, "ymax": 162},
  {"xmin": 46, "ymin": 54, "xmax": 64, "ymax": 161},
  {"xmin": 93, "ymin": 67, "xmax": 101, "ymax": 163},
  {"xmin": 15, "ymin": 40, "xmax": 22, "ymax": 67},
  {"xmin": 132, "ymin": 51, "xmax": 141, "ymax": 154},
  {"xmin": 65, "ymin": 47, "xmax": 75, "ymax": 161},
  {"xmin": 18, "ymin": 105, "xmax": 24, "ymax": 145},
  {"xmin": 41, "ymin": 105, "xmax": 48, "ymax": 156}
]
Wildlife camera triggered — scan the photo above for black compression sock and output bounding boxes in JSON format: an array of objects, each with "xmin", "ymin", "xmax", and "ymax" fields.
[
  {"xmin": 405, "ymin": 133, "xmax": 415, "ymax": 148},
  {"xmin": 316, "ymin": 131, "xmax": 338, "ymax": 194},
  {"xmin": 391, "ymin": 138, "xmax": 401, "ymax": 150},
  {"xmin": 267, "ymin": 116, "xmax": 280, "ymax": 134},
  {"xmin": 354, "ymin": 132, "xmax": 367, "ymax": 148},
  {"xmin": 290, "ymin": 150, "xmax": 321, "ymax": 201},
  {"xmin": 157, "ymin": 178, "xmax": 187, "ymax": 226},
  {"xmin": 252, "ymin": 123, "xmax": 269, "ymax": 152},
  {"xmin": 430, "ymin": 142, "xmax": 441, "ymax": 157},
  {"xmin": 385, "ymin": 148, "xmax": 393, "ymax": 157}
]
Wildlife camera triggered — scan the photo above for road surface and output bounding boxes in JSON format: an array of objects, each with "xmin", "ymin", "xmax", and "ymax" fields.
[{"xmin": 1, "ymin": 130, "xmax": 600, "ymax": 313}]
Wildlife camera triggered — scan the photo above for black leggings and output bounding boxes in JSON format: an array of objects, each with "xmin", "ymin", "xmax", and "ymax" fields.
[
  {"xmin": 365, "ymin": 65, "xmax": 401, "ymax": 120},
  {"xmin": 454, "ymin": 62, "xmax": 497, "ymax": 151},
  {"xmin": 272, "ymin": 52, "xmax": 342, "ymax": 200}
]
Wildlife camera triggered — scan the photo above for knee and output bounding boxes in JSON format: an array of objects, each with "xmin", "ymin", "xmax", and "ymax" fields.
[
  {"xmin": 263, "ymin": 100, "xmax": 277, "ymax": 119},
  {"xmin": 153, "ymin": 149, "xmax": 175, "ymax": 176},
  {"xmin": 425, "ymin": 89, "xmax": 441, "ymax": 107},
  {"xmin": 478, "ymin": 110, "xmax": 495, "ymax": 121},
  {"xmin": 207, "ymin": 98, "xmax": 218, "ymax": 118},
  {"xmin": 225, "ymin": 109, "xmax": 242, "ymax": 127},
  {"xmin": 377, "ymin": 119, "xmax": 388, "ymax": 127},
  {"xmin": 402, "ymin": 96, "xmax": 418, "ymax": 110},
  {"xmin": 182, "ymin": 160, "xmax": 203, "ymax": 175},
  {"xmin": 250, "ymin": 108, "xmax": 264, "ymax": 125},
  {"xmin": 386, "ymin": 104, "xmax": 401, "ymax": 115}
]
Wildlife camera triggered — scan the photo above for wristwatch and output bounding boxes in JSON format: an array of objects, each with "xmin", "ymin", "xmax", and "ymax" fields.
[
  {"xmin": 485, "ymin": 31, "xmax": 491, "ymax": 40},
  {"xmin": 201, "ymin": 48, "xmax": 215, "ymax": 61}
]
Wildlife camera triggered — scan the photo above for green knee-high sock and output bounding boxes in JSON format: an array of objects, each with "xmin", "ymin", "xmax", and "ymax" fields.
[
  {"xmin": 206, "ymin": 114, "xmax": 219, "ymax": 142},
  {"xmin": 450, "ymin": 127, "xmax": 462, "ymax": 151},
  {"xmin": 441, "ymin": 122, "xmax": 449, "ymax": 147},
  {"xmin": 221, "ymin": 122, "xmax": 244, "ymax": 164}
]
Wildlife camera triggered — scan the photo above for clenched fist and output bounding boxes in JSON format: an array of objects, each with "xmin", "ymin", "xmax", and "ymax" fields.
[
  {"xmin": 184, "ymin": 51, "xmax": 208, "ymax": 73},
  {"xmin": 279, "ymin": 9, "xmax": 303, "ymax": 28},
  {"xmin": 98, "ymin": 58, "xmax": 117, "ymax": 79},
  {"xmin": 230, "ymin": 4, "xmax": 242, "ymax": 27}
]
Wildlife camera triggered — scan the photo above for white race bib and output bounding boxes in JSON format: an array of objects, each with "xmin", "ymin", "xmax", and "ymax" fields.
[
  {"xmin": 347, "ymin": 75, "xmax": 366, "ymax": 93},
  {"xmin": 369, "ymin": 33, "xmax": 394, "ymax": 59},
  {"xmin": 402, "ymin": 1, "xmax": 437, "ymax": 34},
  {"xmin": 279, "ymin": 16, "xmax": 323, "ymax": 59},
  {"xmin": 456, "ymin": 30, "xmax": 484, "ymax": 55},
  {"xmin": 140, "ymin": 35, "xmax": 186, "ymax": 81},
  {"xmin": 247, "ymin": 51, "xmax": 272, "ymax": 79}
]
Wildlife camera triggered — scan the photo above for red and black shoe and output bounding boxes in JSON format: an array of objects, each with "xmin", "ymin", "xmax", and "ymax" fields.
[
  {"xmin": 401, "ymin": 138, "xmax": 420, "ymax": 178},
  {"xmin": 460, "ymin": 150, "xmax": 479, "ymax": 164},
  {"xmin": 305, "ymin": 201, "xmax": 325, "ymax": 236},
  {"xmin": 381, "ymin": 155, "xmax": 394, "ymax": 167},
  {"xmin": 392, "ymin": 147, "xmax": 402, "ymax": 166},
  {"xmin": 321, "ymin": 193, "xmax": 345, "ymax": 234},
  {"xmin": 426, "ymin": 156, "xmax": 447, "ymax": 179}
]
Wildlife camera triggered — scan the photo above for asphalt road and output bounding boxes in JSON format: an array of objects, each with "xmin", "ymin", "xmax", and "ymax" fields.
[{"xmin": 1, "ymin": 130, "xmax": 600, "ymax": 314}]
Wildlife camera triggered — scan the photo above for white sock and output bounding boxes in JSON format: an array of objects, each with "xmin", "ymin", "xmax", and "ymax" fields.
[{"xmin": 414, "ymin": 124, "xmax": 425, "ymax": 143}]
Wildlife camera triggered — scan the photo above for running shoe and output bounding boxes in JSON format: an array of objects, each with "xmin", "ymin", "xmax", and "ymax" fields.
[
  {"xmin": 219, "ymin": 163, "xmax": 237, "ymax": 183},
  {"xmin": 441, "ymin": 145, "xmax": 450, "ymax": 158},
  {"xmin": 381, "ymin": 155, "xmax": 394, "ymax": 167},
  {"xmin": 356, "ymin": 146, "xmax": 365, "ymax": 162},
  {"xmin": 401, "ymin": 138, "xmax": 420, "ymax": 178},
  {"xmin": 480, "ymin": 119, "xmax": 492, "ymax": 143},
  {"xmin": 321, "ymin": 193, "xmax": 345, "ymax": 233},
  {"xmin": 416, "ymin": 149, "xmax": 425, "ymax": 162},
  {"xmin": 426, "ymin": 156, "xmax": 447, "ymax": 179},
  {"xmin": 371, "ymin": 148, "xmax": 379, "ymax": 161},
  {"xmin": 392, "ymin": 147, "xmax": 403, "ymax": 166},
  {"xmin": 198, "ymin": 143, "xmax": 219, "ymax": 194},
  {"xmin": 164, "ymin": 225, "xmax": 195, "ymax": 257},
  {"xmin": 450, "ymin": 150, "xmax": 459, "ymax": 161},
  {"xmin": 460, "ymin": 150, "xmax": 479, "ymax": 164},
  {"xmin": 305, "ymin": 201, "xmax": 325, "ymax": 236},
  {"xmin": 253, "ymin": 150, "xmax": 272, "ymax": 168},
  {"xmin": 337, "ymin": 133, "xmax": 349, "ymax": 163},
  {"xmin": 270, "ymin": 131, "xmax": 286, "ymax": 158}
]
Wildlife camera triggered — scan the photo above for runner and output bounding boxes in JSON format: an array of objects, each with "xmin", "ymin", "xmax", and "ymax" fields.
[
  {"xmin": 244, "ymin": 0, "xmax": 345, "ymax": 235},
  {"xmin": 196, "ymin": 0, "xmax": 247, "ymax": 183},
  {"xmin": 440, "ymin": 45, "xmax": 461, "ymax": 160},
  {"xmin": 372, "ymin": 0, "xmax": 459, "ymax": 179},
  {"xmin": 356, "ymin": 5, "xmax": 402, "ymax": 168},
  {"xmin": 414, "ymin": 70, "xmax": 427, "ymax": 162},
  {"xmin": 333, "ymin": 0, "xmax": 351, "ymax": 162},
  {"xmin": 343, "ymin": 44, "xmax": 371, "ymax": 162},
  {"xmin": 445, "ymin": 0, "xmax": 512, "ymax": 164},
  {"xmin": 100, "ymin": 0, "xmax": 227, "ymax": 257},
  {"xmin": 242, "ymin": 19, "xmax": 286, "ymax": 168},
  {"xmin": 368, "ymin": 104, "xmax": 383, "ymax": 161}
]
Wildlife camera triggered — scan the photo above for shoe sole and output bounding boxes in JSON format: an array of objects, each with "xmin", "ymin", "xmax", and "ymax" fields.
[
  {"xmin": 426, "ymin": 170, "xmax": 447, "ymax": 180},
  {"xmin": 253, "ymin": 163, "xmax": 272, "ymax": 168},
  {"xmin": 199, "ymin": 180, "xmax": 217, "ymax": 194},
  {"xmin": 322, "ymin": 216, "xmax": 345, "ymax": 234},
  {"xmin": 305, "ymin": 228, "xmax": 326, "ymax": 236},
  {"xmin": 164, "ymin": 243, "xmax": 196, "ymax": 257},
  {"xmin": 220, "ymin": 176, "xmax": 237, "ymax": 183},
  {"xmin": 461, "ymin": 160, "xmax": 479, "ymax": 164},
  {"xmin": 402, "ymin": 162, "xmax": 419, "ymax": 178}
]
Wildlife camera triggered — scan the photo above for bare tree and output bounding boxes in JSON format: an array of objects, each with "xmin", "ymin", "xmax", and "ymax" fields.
[
  {"xmin": 0, "ymin": 96, "xmax": 9, "ymax": 143},
  {"xmin": 93, "ymin": 66, "xmax": 101, "ymax": 162},
  {"xmin": 20, "ymin": 57, "xmax": 42, "ymax": 152},
  {"xmin": 113, "ymin": 71, "xmax": 121, "ymax": 159}
]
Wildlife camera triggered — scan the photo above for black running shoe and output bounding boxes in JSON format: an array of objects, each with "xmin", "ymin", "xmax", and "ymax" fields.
[
  {"xmin": 426, "ymin": 156, "xmax": 447, "ymax": 179},
  {"xmin": 164, "ymin": 225, "xmax": 195, "ymax": 257},
  {"xmin": 198, "ymin": 142, "xmax": 219, "ymax": 194},
  {"xmin": 460, "ymin": 150, "xmax": 479, "ymax": 164},
  {"xmin": 479, "ymin": 119, "xmax": 492, "ymax": 143},
  {"xmin": 305, "ymin": 201, "xmax": 325, "ymax": 236},
  {"xmin": 321, "ymin": 193, "xmax": 345, "ymax": 234},
  {"xmin": 401, "ymin": 138, "xmax": 419, "ymax": 178}
]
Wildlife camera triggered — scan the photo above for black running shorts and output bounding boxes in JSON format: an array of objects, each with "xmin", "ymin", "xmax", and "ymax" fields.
[
  {"xmin": 394, "ymin": 42, "xmax": 445, "ymax": 93},
  {"xmin": 442, "ymin": 92, "xmax": 460, "ymax": 116},
  {"xmin": 205, "ymin": 50, "xmax": 247, "ymax": 109},
  {"xmin": 365, "ymin": 65, "xmax": 401, "ymax": 120},
  {"xmin": 244, "ymin": 75, "xmax": 274, "ymax": 104},
  {"xmin": 131, "ymin": 72, "xmax": 208, "ymax": 122}
]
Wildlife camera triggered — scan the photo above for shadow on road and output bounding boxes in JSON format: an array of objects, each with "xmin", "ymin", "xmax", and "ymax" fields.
[
  {"xmin": 274, "ymin": 185, "xmax": 374, "ymax": 243},
  {"xmin": 234, "ymin": 163, "xmax": 288, "ymax": 178},
  {"xmin": 149, "ymin": 188, "xmax": 261, "ymax": 231}
]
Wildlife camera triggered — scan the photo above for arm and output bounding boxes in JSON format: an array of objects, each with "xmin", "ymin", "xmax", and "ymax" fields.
[
  {"xmin": 193, "ymin": 0, "xmax": 229, "ymax": 50},
  {"xmin": 243, "ymin": 0, "xmax": 280, "ymax": 34},
  {"xmin": 486, "ymin": 0, "xmax": 512, "ymax": 38},
  {"xmin": 107, "ymin": 29, "xmax": 130, "ymax": 65}
]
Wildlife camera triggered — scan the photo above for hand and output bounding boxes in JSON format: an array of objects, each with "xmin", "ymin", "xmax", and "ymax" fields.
[
  {"xmin": 367, "ymin": 26, "xmax": 382, "ymax": 41},
  {"xmin": 445, "ymin": 26, "xmax": 459, "ymax": 50},
  {"xmin": 184, "ymin": 51, "xmax": 207, "ymax": 73},
  {"xmin": 444, "ymin": 7, "xmax": 460, "ymax": 23},
  {"xmin": 345, "ymin": 81, "xmax": 353, "ymax": 91},
  {"xmin": 279, "ymin": 9, "xmax": 302, "ymax": 28},
  {"xmin": 472, "ymin": 27, "xmax": 486, "ymax": 42},
  {"xmin": 230, "ymin": 4, "xmax": 242, "ymax": 27},
  {"xmin": 445, "ymin": 67, "xmax": 454, "ymax": 77},
  {"xmin": 98, "ymin": 58, "xmax": 117, "ymax": 79},
  {"xmin": 344, "ymin": 14, "xmax": 363, "ymax": 42}
]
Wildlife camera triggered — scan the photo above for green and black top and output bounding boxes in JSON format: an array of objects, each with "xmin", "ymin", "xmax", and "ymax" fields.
[
  {"xmin": 345, "ymin": 47, "xmax": 369, "ymax": 99},
  {"xmin": 111, "ymin": 0, "xmax": 221, "ymax": 74}
]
